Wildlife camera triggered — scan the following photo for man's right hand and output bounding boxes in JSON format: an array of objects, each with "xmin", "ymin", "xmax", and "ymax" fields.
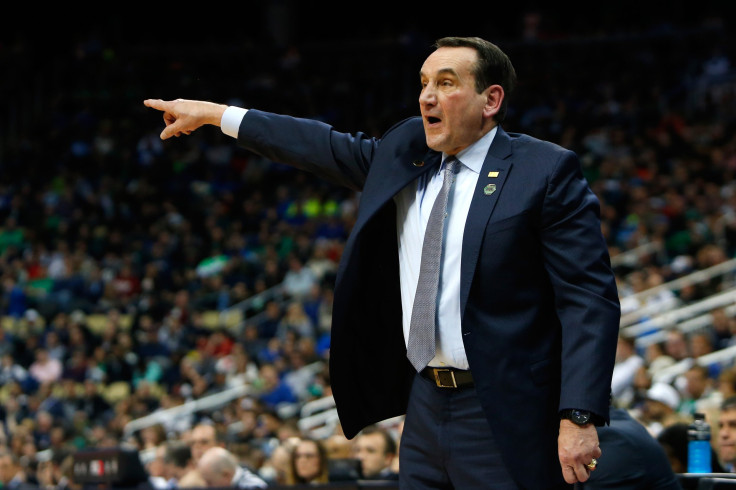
[{"xmin": 143, "ymin": 99, "xmax": 227, "ymax": 140}]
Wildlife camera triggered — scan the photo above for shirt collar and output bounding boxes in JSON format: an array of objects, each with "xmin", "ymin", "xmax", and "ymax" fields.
[{"xmin": 442, "ymin": 125, "xmax": 498, "ymax": 175}]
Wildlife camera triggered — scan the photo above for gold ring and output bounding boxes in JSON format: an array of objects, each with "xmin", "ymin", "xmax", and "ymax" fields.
[{"xmin": 586, "ymin": 458, "xmax": 598, "ymax": 470}]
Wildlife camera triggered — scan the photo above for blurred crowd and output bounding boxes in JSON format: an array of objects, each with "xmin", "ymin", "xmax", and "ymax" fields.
[{"xmin": 1, "ymin": 6, "xmax": 735, "ymax": 489}]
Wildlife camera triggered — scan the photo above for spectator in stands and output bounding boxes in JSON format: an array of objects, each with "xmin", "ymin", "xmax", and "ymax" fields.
[
  {"xmin": 281, "ymin": 255, "xmax": 317, "ymax": 301},
  {"xmin": 35, "ymin": 449, "xmax": 73, "ymax": 490},
  {"xmin": 611, "ymin": 334, "xmax": 645, "ymax": 407},
  {"xmin": 276, "ymin": 301, "xmax": 314, "ymax": 342},
  {"xmin": 255, "ymin": 301, "xmax": 281, "ymax": 340},
  {"xmin": 719, "ymin": 366, "xmax": 736, "ymax": 401},
  {"xmin": 255, "ymin": 363, "xmax": 297, "ymax": 410},
  {"xmin": 665, "ymin": 329, "xmax": 691, "ymax": 363},
  {"xmin": 352, "ymin": 425, "xmax": 399, "ymax": 480},
  {"xmin": 258, "ymin": 439, "xmax": 296, "ymax": 485},
  {"xmin": 176, "ymin": 470, "xmax": 207, "ymax": 488},
  {"xmin": 679, "ymin": 363, "xmax": 722, "ymax": 417},
  {"xmin": 639, "ymin": 382, "xmax": 685, "ymax": 437},
  {"xmin": 657, "ymin": 422, "xmax": 725, "ymax": 475},
  {"xmin": 0, "ymin": 449, "xmax": 33, "ymax": 489},
  {"xmin": 28, "ymin": 348, "xmax": 62, "ymax": 385},
  {"xmin": 188, "ymin": 422, "xmax": 221, "ymax": 463},
  {"xmin": 0, "ymin": 354, "xmax": 31, "ymax": 393},
  {"xmin": 178, "ymin": 422, "xmax": 222, "ymax": 485},
  {"xmin": 286, "ymin": 437, "xmax": 329, "ymax": 485},
  {"xmin": 717, "ymin": 395, "xmax": 736, "ymax": 472},
  {"xmin": 324, "ymin": 433, "xmax": 353, "ymax": 460},
  {"xmin": 585, "ymin": 406, "xmax": 680, "ymax": 489},
  {"xmin": 645, "ymin": 341, "xmax": 676, "ymax": 378},
  {"xmin": 197, "ymin": 446, "xmax": 267, "ymax": 488},
  {"xmin": 693, "ymin": 337, "xmax": 726, "ymax": 390},
  {"xmin": 146, "ymin": 444, "xmax": 168, "ymax": 484},
  {"xmin": 710, "ymin": 307, "xmax": 734, "ymax": 350}
]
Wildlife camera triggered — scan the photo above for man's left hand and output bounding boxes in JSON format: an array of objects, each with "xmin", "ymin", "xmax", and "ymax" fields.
[{"xmin": 558, "ymin": 419, "xmax": 601, "ymax": 484}]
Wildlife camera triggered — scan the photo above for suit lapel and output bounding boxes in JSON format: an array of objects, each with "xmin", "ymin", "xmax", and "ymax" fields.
[
  {"xmin": 460, "ymin": 127, "xmax": 514, "ymax": 315},
  {"xmin": 353, "ymin": 149, "xmax": 442, "ymax": 231}
]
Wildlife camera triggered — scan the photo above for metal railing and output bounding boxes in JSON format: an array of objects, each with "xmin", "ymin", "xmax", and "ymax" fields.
[{"xmin": 620, "ymin": 258, "xmax": 736, "ymax": 328}]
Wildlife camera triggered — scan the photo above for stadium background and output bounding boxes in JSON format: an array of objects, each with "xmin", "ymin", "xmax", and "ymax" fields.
[{"xmin": 1, "ymin": 2, "xmax": 736, "ymax": 488}]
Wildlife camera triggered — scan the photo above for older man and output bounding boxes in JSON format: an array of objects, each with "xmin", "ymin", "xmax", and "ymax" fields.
[
  {"xmin": 718, "ymin": 396, "xmax": 736, "ymax": 472},
  {"xmin": 197, "ymin": 447, "xmax": 266, "ymax": 489}
]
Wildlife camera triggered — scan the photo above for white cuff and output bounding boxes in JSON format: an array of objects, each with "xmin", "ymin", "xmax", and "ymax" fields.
[{"xmin": 221, "ymin": 106, "xmax": 248, "ymax": 139}]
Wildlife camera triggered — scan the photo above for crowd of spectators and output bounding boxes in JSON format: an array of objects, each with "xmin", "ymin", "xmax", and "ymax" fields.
[{"xmin": 1, "ymin": 6, "xmax": 735, "ymax": 488}]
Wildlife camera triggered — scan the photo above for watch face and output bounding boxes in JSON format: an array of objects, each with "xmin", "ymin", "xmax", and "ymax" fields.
[{"xmin": 572, "ymin": 410, "xmax": 591, "ymax": 425}]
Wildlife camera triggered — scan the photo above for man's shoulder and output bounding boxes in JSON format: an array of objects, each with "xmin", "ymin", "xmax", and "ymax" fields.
[
  {"xmin": 382, "ymin": 116, "xmax": 423, "ymax": 136},
  {"xmin": 504, "ymin": 129, "xmax": 573, "ymax": 157},
  {"xmin": 234, "ymin": 465, "xmax": 268, "ymax": 489}
]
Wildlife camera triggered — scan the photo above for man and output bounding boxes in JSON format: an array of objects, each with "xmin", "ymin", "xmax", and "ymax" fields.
[
  {"xmin": 0, "ymin": 450, "xmax": 34, "ymax": 489},
  {"xmin": 680, "ymin": 364, "xmax": 722, "ymax": 417},
  {"xmin": 144, "ymin": 35, "xmax": 620, "ymax": 488},
  {"xmin": 196, "ymin": 447, "xmax": 267, "ymax": 489},
  {"xmin": 584, "ymin": 406, "xmax": 681, "ymax": 489},
  {"xmin": 188, "ymin": 422, "xmax": 220, "ymax": 464},
  {"xmin": 639, "ymin": 382, "xmax": 685, "ymax": 438},
  {"xmin": 178, "ymin": 422, "xmax": 221, "ymax": 484},
  {"xmin": 159, "ymin": 440, "xmax": 195, "ymax": 488},
  {"xmin": 611, "ymin": 334, "xmax": 645, "ymax": 407},
  {"xmin": 718, "ymin": 395, "xmax": 736, "ymax": 472},
  {"xmin": 352, "ymin": 425, "xmax": 399, "ymax": 480}
]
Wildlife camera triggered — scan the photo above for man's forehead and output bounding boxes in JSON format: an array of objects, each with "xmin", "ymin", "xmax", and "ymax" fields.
[
  {"xmin": 421, "ymin": 47, "xmax": 477, "ymax": 76},
  {"xmin": 722, "ymin": 409, "xmax": 736, "ymax": 420}
]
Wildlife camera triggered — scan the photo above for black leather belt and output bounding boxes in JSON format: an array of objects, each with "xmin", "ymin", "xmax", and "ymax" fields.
[{"xmin": 421, "ymin": 367, "xmax": 474, "ymax": 389}]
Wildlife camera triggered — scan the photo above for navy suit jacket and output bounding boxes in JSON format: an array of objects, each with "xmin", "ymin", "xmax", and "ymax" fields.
[{"xmin": 237, "ymin": 109, "xmax": 621, "ymax": 488}]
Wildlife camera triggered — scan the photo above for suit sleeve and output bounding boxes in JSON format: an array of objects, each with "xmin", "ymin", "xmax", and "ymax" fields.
[
  {"xmin": 540, "ymin": 149, "xmax": 620, "ymax": 422},
  {"xmin": 235, "ymin": 109, "xmax": 378, "ymax": 192}
]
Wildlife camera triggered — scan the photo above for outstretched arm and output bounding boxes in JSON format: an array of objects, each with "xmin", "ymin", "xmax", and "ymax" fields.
[{"xmin": 143, "ymin": 99, "xmax": 227, "ymax": 139}]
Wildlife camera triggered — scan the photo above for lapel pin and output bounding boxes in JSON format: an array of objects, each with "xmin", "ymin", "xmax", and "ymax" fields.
[
  {"xmin": 412, "ymin": 160, "xmax": 425, "ymax": 167},
  {"xmin": 488, "ymin": 171, "xmax": 499, "ymax": 178},
  {"xmin": 484, "ymin": 184, "xmax": 497, "ymax": 196}
]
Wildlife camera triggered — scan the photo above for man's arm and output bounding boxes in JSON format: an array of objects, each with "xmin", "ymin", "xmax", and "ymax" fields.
[
  {"xmin": 143, "ymin": 98, "xmax": 379, "ymax": 192},
  {"xmin": 539, "ymin": 149, "xmax": 620, "ymax": 484}
]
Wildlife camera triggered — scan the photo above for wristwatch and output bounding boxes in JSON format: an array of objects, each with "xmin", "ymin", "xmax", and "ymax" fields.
[{"xmin": 559, "ymin": 408, "xmax": 600, "ymax": 426}]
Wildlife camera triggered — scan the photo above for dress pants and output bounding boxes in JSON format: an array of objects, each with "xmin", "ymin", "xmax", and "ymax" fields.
[{"xmin": 399, "ymin": 372, "xmax": 519, "ymax": 489}]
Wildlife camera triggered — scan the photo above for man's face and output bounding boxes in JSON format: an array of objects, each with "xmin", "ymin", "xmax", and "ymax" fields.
[
  {"xmin": 353, "ymin": 433, "xmax": 391, "ymax": 479},
  {"xmin": 419, "ymin": 46, "xmax": 493, "ymax": 155},
  {"xmin": 190, "ymin": 426, "xmax": 217, "ymax": 462},
  {"xmin": 719, "ymin": 409, "xmax": 736, "ymax": 465},
  {"xmin": 685, "ymin": 370, "xmax": 707, "ymax": 399},
  {"xmin": 0, "ymin": 456, "xmax": 14, "ymax": 484}
]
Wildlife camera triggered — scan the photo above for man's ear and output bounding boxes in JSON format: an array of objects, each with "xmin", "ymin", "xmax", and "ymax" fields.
[{"xmin": 483, "ymin": 85, "xmax": 504, "ymax": 119}]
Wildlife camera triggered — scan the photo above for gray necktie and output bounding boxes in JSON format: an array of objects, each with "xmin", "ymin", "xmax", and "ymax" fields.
[{"xmin": 407, "ymin": 157, "xmax": 460, "ymax": 372}]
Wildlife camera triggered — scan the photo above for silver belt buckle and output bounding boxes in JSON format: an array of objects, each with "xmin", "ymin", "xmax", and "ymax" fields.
[{"xmin": 433, "ymin": 368, "xmax": 457, "ymax": 388}]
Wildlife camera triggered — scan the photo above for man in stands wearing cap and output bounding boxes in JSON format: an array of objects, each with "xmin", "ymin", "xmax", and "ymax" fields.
[{"xmin": 639, "ymin": 382, "xmax": 687, "ymax": 438}]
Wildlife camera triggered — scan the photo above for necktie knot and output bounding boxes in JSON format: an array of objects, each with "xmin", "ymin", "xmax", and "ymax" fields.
[{"xmin": 443, "ymin": 157, "xmax": 460, "ymax": 176}]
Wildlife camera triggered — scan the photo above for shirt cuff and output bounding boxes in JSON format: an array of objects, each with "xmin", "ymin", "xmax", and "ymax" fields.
[{"xmin": 221, "ymin": 106, "xmax": 248, "ymax": 139}]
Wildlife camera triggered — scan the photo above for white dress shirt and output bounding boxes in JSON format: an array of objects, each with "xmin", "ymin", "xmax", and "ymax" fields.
[
  {"xmin": 221, "ymin": 107, "xmax": 496, "ymax": 369},
  {"xmin": 395, "ymin": 128, "xmax": 495, "ymax": 369}
]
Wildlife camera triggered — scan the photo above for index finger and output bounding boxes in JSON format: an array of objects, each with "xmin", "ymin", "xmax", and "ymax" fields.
[{"xmin": 143, "ymin": 99, "xmax": 169, "ymax": 111}]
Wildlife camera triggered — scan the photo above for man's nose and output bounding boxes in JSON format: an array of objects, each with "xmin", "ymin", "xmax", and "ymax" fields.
[{"xmin": 419, "ymin": 86, "xmax": 436, "ymax": 106}]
